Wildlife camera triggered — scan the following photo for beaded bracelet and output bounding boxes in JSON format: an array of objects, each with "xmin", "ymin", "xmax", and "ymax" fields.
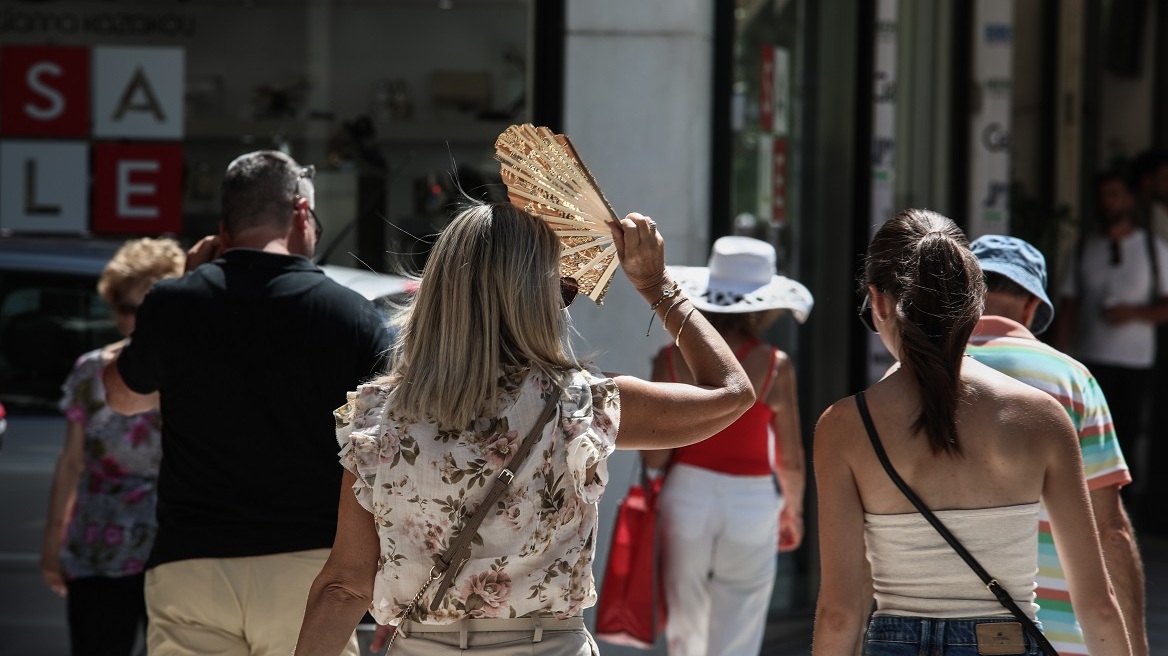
[
  {"xmin": 644, "ymin": 283, "xmax": 681, "ymax": 336},
  {"xmin": 674, "ymin": 307, "xmax": 697, "ymax": 346}
]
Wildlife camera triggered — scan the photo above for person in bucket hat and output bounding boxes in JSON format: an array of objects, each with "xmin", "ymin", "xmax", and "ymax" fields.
[
  {"xmin": 645, "ymin": 235, "xmax": 811, "ymax": 656},
  {"xmin": 967, "ymin": 234, "xmax": 1147, "ymax": 656}
]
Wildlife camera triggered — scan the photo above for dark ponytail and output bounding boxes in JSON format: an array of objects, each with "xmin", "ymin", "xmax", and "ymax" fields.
[{"xmin": 863, "ymin": 209, "xmax": 985, "ymax": 454}]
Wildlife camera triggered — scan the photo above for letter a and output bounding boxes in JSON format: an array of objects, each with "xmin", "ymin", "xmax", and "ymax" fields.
[{"xmin": 112, "ymin": 68, "xmax": 166, "ymax": 122}]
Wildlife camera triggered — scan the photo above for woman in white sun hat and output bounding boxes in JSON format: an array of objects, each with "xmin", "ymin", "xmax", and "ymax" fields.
[{"xmin": 645, "ymin": 235, "xmax": 813, "ymax": 656}]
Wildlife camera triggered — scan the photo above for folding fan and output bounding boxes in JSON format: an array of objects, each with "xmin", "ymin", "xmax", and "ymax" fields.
[{"xmin": 495, "ymin": 124, "xmax": 621, "ymax": 304}]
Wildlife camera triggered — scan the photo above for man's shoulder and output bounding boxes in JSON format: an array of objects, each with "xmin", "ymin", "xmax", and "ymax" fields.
[{"xmin": 969, "ymin": 335, "xmax": 1093, "ymax": 381}]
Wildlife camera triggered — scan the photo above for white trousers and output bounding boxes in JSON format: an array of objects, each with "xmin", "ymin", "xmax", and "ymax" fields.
[{"xmin": 659, "ymin": 464, "xmax": 783, "ymax": 656}]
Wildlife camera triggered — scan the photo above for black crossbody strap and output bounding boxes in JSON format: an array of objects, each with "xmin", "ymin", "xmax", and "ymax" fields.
[
  {"xmin": 854, "ymin": 391, "xmax": 1058, "ymax": 656},
  {"xmin": 427, "ymin": 391, "xmax": 559, "ymax": 610}
]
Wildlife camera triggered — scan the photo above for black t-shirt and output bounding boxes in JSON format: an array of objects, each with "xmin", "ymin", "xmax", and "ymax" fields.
[{"xmin": 117, "ymin": 249, "xmax": 390, "ymax": 567}]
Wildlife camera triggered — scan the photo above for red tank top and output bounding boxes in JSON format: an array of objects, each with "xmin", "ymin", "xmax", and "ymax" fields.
[{"xmin": 669, "ymin": 339, "xmax": 778, "ymax": 476}]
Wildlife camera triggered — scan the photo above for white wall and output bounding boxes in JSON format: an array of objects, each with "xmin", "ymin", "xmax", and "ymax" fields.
[{"xmin": 562, "ymin": 1, "xmax": 714, "ymax": 652}]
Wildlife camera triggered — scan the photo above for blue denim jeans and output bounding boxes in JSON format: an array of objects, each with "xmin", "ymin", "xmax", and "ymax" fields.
[{"xmin": 863, "ymin": 615, "xmax": 1047, "ymax": 656}]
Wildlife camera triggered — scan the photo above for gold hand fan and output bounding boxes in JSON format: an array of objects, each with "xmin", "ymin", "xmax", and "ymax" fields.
[{"xmin": 495, "ymin": 124, "xmax": 621, "ymax": 305}]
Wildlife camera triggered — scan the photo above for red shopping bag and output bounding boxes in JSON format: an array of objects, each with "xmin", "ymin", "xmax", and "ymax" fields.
[{"xmin": 595, "ymin": 470, "xmax": 666, "ymax": 648}]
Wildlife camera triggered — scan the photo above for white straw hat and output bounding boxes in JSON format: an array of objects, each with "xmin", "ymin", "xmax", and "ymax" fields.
[{"xmin": 668, "ymin": 236, "xmax": 813, "ymax": 322}]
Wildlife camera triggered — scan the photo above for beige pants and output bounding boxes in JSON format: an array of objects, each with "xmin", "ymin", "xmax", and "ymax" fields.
[{"xmin": 145, "ymin": 549, "xmax": 359, "ymax": 656}]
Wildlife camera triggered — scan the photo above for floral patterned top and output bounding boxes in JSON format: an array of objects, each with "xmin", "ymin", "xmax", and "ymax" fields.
[
  {"xmin": 336, "ymin": 365, "xmax": 620, "ymax": 625},
  {"xmin": 58, "ymin": 348, "xmax": 162, "ymax": 579}
]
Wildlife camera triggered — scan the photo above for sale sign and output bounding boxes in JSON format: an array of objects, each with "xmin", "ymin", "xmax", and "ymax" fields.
[
  {"xmin": 0, "ymin": 45, "xmax": 90, "ymax": 138},
  {"xmin": 0, "ymin": 140, "xmax": 90, "ymax": 233},
  {"xmin": 91, "ymin": 143, "xmax": 184, "ymax": 234}
]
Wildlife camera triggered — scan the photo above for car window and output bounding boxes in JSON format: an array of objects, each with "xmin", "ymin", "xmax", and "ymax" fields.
[{"xmin": 0, "ymin": 271, "xmax": 119, "ymax": 414}]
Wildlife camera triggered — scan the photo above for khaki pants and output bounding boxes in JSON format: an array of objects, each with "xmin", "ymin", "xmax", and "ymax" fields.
[{"xmin": 145, "ymin": 549, "xmax": 359, "ymax": 656}]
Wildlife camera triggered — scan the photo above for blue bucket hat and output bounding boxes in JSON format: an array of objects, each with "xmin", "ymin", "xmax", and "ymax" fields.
[{"xmin": 970, "ymin": 235, "xmax": 1055, "ymax": 334}]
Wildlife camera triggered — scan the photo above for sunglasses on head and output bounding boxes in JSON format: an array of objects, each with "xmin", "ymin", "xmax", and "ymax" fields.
[
  {"xmin": 858, "ymin": 295, "xmax": 877, "ymax": 333},
  {"xmin": 560, "ymin": 277, "xmax": 579, "ymax": 308}
]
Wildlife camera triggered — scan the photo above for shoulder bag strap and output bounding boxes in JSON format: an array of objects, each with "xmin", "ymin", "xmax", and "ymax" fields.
[
  {"xmin": 853, "ymin": 391, "xmax": 1058, "ymax": 656},
  {"xmin": 427, "ymin": 391, "xmax": 560, "ymax": 610}
]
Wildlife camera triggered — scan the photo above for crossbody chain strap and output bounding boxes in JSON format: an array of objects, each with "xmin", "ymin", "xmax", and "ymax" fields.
[
  {"xmin": 853, "ymin": 391, "xmax": 1059, "ymax": 656},
  {"xmin": 385, "ymin": 391, "xmax": 560, "ymax": 648}
]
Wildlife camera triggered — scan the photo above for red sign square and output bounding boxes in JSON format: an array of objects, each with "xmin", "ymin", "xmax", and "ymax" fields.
[
  {"xmin": 0, "ymin": 45, "xmax": 90, "ymax": 138},
  {"xmin": 91, "ymin": 143, "xmax": 184, "ymax": 235}
]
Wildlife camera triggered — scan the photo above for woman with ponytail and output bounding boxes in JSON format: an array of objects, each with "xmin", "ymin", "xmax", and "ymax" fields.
[{"xmin": 811, "ymin": 210, "xmax": 1131, "ymax": 655}]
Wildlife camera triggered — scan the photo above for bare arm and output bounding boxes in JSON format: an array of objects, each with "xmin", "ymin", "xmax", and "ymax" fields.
[
  {"xmin": 40, "ymin": 420, "xmax": 85, "ymax": 597},
  {"xmin": 811, "ymin": 402, "xmax": 869, "ymax": 656},
  {"xmin": 608, "ymin": 214, "xmax": 753, "ymax": 450},
  {"xmin": 638, "ymin": 347, "xmax": 676, "ymax": 469},
  {"xmin": 295, "ymin": 470, "xmax": 380, "ymax": 656},
  {"xmin": 1042, "ymin": 406, "xmax": 1132, "ymax": 655},
  {"xmin": 1090, "ymin": 485, "xmax": 1147, "ymax": 656},
  {"xmin": 102, "ymin": 356, "xmax": 158, "ymax": 416},
  {"xmin": 769, "ymin": 353, "xmax": 805, "ymax": 552}
]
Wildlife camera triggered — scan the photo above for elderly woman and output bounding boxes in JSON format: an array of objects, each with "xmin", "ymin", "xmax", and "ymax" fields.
[
  {"xmin": 294, "ymin": 202, "xmax": 755, "ymax": 655},
  {"xmin": 40, "ymin": 237, "xmax": 185, "ymax": 656},
  {"xmin": 812, "ymin": 210, "xmax": 1130, "ymax": 655}
]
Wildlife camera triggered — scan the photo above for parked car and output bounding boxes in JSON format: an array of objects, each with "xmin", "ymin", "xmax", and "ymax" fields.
[{"xmin": 0, "ymin": 237, "xmax": 409, "ymax": 655}]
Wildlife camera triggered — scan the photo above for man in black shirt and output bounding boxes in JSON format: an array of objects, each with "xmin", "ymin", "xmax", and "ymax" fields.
[{"xmin": 105, "ymin": 150, "xmax": 387, "ymax": 656}]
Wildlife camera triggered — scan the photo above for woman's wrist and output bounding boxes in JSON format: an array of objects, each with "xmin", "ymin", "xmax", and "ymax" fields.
[{"xmin": 634, "ymin": 273, "xmax": 674, "ymax": 303}]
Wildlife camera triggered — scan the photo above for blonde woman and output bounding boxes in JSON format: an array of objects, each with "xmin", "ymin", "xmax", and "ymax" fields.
[
  {"xmin": 295, "ymin": 202, "xmax": 754, "ymax": 655},
  {"xmin": 812, "ymin": 210, "xmax": 1130, "ymax": 655},
  {"xmin": 40, "ymin": 238, "xmax": 184, "ymax": 656}
]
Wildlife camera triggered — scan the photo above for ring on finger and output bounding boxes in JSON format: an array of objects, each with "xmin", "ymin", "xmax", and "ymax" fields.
[{"xmin": 647, "ymin": 220, "xmax": 657, "ymax": 233}]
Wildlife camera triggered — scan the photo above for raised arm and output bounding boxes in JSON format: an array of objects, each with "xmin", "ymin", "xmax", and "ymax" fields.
[
  {"xmin": 608, "ymin": 213, "xmax": 753, "ymax": 450},
  {"xmin": 638, "ymin": 346, "xmax": 677, "ymax": 469},
  {"xmin": 1040, "ymin": 405, "xmax": 1133, "ymax": 655},
  {"xmin": 769, "ymin": 352, "xmax": 805, "ymax": 552},
  {"xmin": 811, "ymin": 401, "xmax": 869, "ymax": 656}
]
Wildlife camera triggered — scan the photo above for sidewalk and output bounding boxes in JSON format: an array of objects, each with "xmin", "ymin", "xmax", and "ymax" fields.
[{"xmin": 761, "ymin": 534, "xmax": 1168, "ymax": 655}]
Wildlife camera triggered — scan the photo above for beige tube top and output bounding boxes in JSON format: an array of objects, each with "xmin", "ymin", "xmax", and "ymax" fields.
[{"xmin": 864, "ymin": 502, "xmax": 1040, "ymax": 620}]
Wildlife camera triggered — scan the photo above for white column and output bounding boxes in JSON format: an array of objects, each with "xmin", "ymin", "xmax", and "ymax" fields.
[{"xmin": 563, "ymin": 2, "xmax": 712, "ymax": 653}]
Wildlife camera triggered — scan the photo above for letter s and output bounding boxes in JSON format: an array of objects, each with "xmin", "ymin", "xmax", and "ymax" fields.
[{"xmin": 25, "ymin": 61, "xmax": 65, "ymax": 121}]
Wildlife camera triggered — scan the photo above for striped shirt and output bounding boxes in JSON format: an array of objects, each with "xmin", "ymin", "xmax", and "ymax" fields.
[{"xmin": 967, "ymin": 315, "xmax": 1131, "ymax": 655}]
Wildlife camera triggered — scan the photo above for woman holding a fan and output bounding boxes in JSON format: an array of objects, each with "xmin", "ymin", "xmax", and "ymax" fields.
[{"xmin": 294, "ymin": 202, "xmax": 755, "ymax": 655}]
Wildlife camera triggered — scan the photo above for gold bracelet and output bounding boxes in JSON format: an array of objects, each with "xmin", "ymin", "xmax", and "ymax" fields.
[
  {"xmin": 675, "ymin": 307, "xmax": 697, "ymax": 346},
  {"xmin": 645, "ymin": 283, "xmax": 681, "ymax": 336},
  {"xmin": 660, "ymin": 295, "xmax": 687, "ymax": 332}
]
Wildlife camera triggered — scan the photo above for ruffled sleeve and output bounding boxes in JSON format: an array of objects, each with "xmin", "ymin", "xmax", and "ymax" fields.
[
  {"xmin": 59, "ymin": 350, "xmax": 101, "ymax": 425},
  {"xmin": 560, "ymin": 367, "xmax": 620, "ymax": 503},
  {"xmin": 335, "ymin": 384, "xmax": 391, "ymax": 513}
]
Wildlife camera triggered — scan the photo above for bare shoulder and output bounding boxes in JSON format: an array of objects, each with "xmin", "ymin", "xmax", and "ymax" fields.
[
  {"xmin": 814, "ymin": 395, "xmax": 863, "ymax": 451},
  {"xmin": 964, "ymin": 358, "xmax": 1070, "ymax": 431}
]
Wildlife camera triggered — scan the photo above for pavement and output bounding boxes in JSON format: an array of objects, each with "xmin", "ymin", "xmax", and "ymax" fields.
[{"xmin": 760, "ymin": 534, "xmax": 1168, "ymax": 655}]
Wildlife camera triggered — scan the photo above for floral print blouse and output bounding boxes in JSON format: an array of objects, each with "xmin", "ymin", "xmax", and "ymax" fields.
[
  {"xmin": 336, "ymin": 365, "xmax": 620, "ymax": 625},
  {"xmin": 58, "ymin": 348, "xmax": 162, "ymax": 579}
]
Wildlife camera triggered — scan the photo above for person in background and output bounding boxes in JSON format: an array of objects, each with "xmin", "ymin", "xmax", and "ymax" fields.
[
  {"xmin": 293, "ymin": 203, "xmax": 755, "ymax": 655},
  {"xmin": 40, "ymin": 237, "xmax": 185, "ymax": 656},
  {"xmin": 813, "ymin": 209, "xmax": 1130, "ymax": 655},
  {"xmin": 103, "ymin": 151, "xmax": 389, "ymax": 656},
  {"xmin": 967, "ymin": 234, "xmax": 1147, "ymax": 656},
  {"xmin": 1052, "ymin": 170, "xmax": 1168, "ymax": 522},
  {"xmin": 646, "ymin": 235, "xmax": 812, "ymax": 656}
]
